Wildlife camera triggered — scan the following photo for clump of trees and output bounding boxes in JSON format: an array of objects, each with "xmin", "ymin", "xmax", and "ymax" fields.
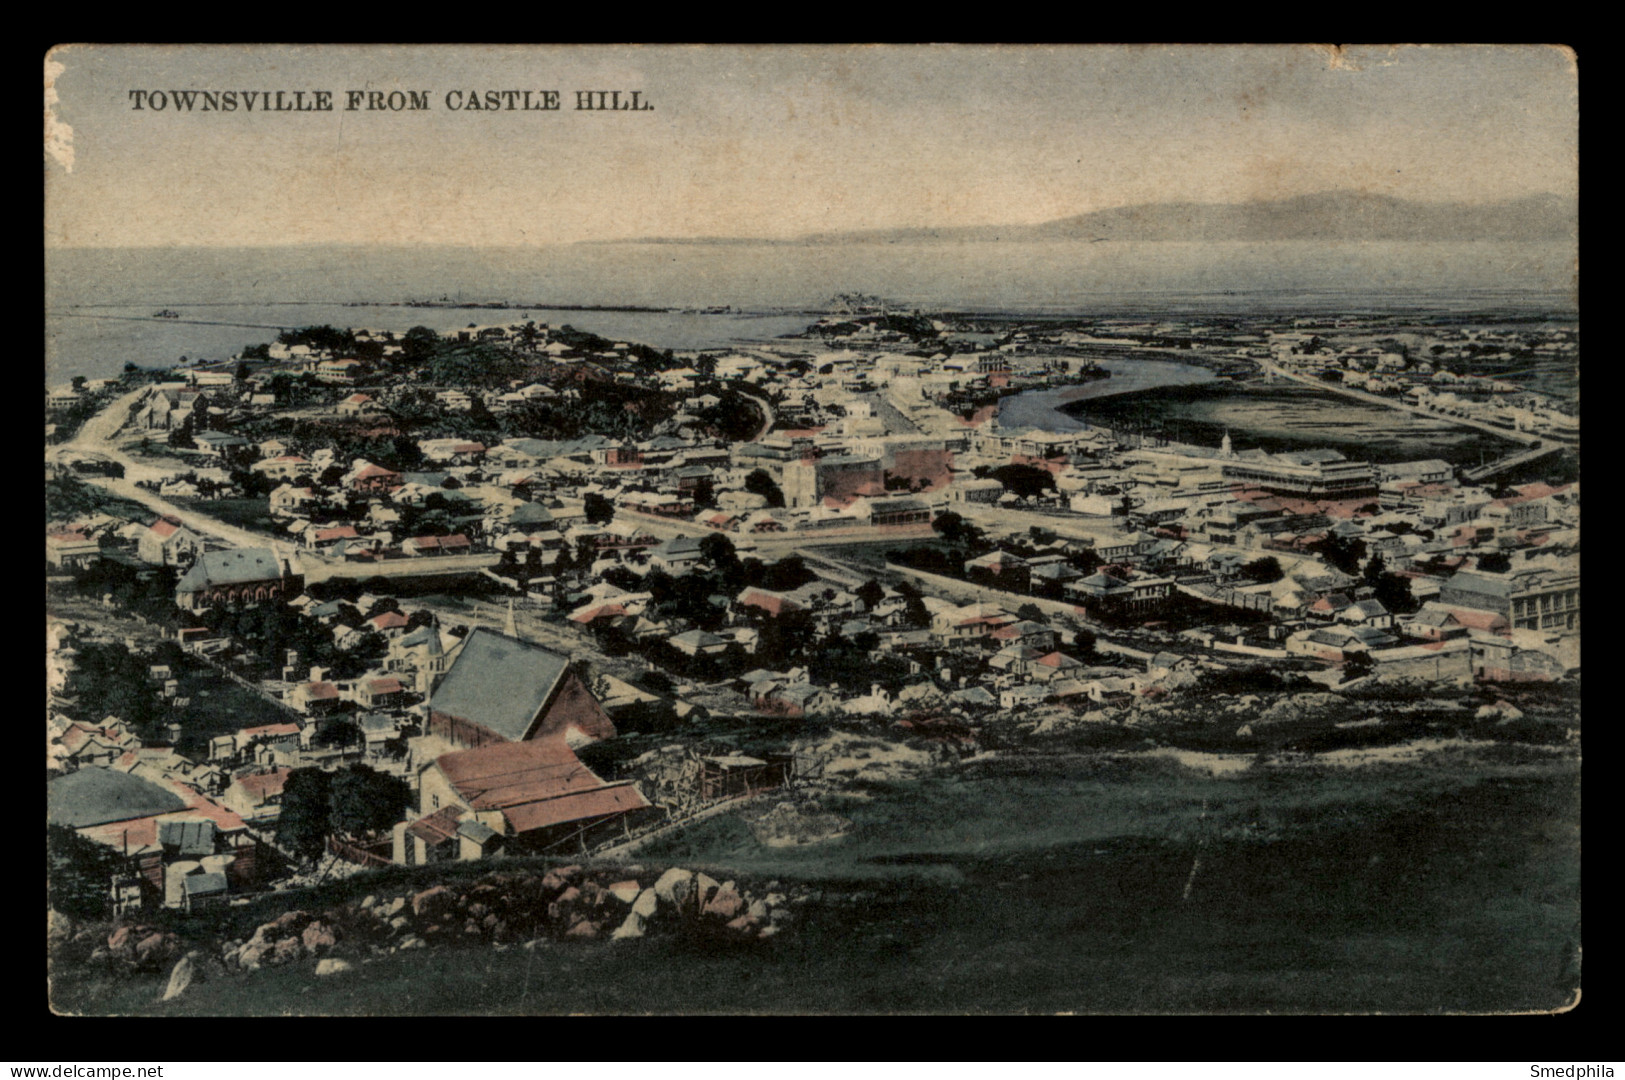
[
  {"xmin": 744, "ymin": 468, "xmax": 785, "ymax": 507},
  {"xmin": 276, "ymin": 764, "xmax": 412, "ymax": 864},
  {"xmin": 48, "ymin": 824, "xmax": 128, "ymax": 920},
  {"xmin": 1239, "ymin": 556, "xmax": 1284, "ymax": 584}
]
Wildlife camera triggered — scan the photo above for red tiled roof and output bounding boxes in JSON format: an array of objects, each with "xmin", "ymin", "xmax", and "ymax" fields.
[
  {"xmin": 315, "ymin": 526, "xmax": 360, "ymax": 541},
  {"xmin": 367, "ymin": 677, "xmax": 404, "ymax": 695},
  {"xmin": 370, "ymin": 611, "xmax": 409, "ymax": 630},
  {"xmin": 48, "ymin": 531, "xmax": 90, "ymax": 543},
  {"xmin": 301, "ymin": 682, "xmax": 340, "ymax": 700},
  {"xmin": 150, "ymin": 518, "xmax": 182, "ymax": 538}
]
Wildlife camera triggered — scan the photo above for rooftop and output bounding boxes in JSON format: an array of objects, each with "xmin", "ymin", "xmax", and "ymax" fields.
[{"xmin": 428, "ymin": 628, "xmax": 572, "ymax": 742}]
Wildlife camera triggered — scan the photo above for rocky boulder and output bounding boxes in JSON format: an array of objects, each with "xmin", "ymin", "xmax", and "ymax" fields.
[
  {"xmin": 547, "ymin": 886, "xmax": 582, "ymax": 925},
  {"xmin": 314, "ymin": 958, "xmax": 352, "ymax": 977},
  {"xmin": 653, "ymin": 868, "xmax": 695, "ymax": 908},
  {"xmin": 703, "ymin": 886, "xmax": 746, "ymax": 921},
  {"xmin": 412, "ymin": 886, "xmax": 457, "ymax": 921},
  {"xmin": 611, "ymin": 912, "xmax": 646, "ymax": 941},
  {"xmin": 301, "ymin": 921, "xmax": 338, "ymax": 955},
  {"xmin": 133, "ymin": 931, "xmax": 180, "ymax": 971},
  {"xmin": 270, "ymin": 937, "xmax": 303, "ymax": 966},
  {"xmin": 160, "ymin": 956, "xmax": 193, "ymax": 1002}
]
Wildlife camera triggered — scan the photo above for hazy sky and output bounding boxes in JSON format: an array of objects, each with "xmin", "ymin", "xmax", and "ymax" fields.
[{"xmin": 44, "ymin": 44, "xmax": 1578, "ymax": 247}]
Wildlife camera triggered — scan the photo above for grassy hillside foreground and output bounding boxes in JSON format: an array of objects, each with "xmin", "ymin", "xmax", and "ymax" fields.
[{"xmin": 50, "ymin": 742, "xmax": 1579, "ymax": 1015}]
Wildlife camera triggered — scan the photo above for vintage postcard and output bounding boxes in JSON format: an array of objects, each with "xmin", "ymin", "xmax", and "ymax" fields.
[{"xmin": 45, "ymin": 44, "xmax": 1579, "ymax": 1016}]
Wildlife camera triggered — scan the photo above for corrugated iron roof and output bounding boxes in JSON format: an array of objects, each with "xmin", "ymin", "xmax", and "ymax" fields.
[
  {"xmin": 501, "ymin": 782, "xmax": 649, "ymax": 835},
  {"xmin": 429, "ymin": 628, "xmax": 571, "ymax": 742},
  {"xmin": 158, "ymin": 819, "xmax": 216, "ymax": 856},
  {"xmin": 437, "ymin": 738, "xmax": 602, "ymax": 811},
  {"xmin": 406, "ymin": 805, "xmax": 465, "ymax": 845}
]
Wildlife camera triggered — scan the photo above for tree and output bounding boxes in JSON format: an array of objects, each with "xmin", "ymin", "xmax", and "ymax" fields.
[
  {"xmin": 699, "ymin": 532, "xmax": 738, "ymax": 568},
  {"xmin": 932, "ymin": 510, "xmax": 976, "ymax": 546},
  {"xmin": 1363, "ymin": 552, "xmax": 1388, "ymax": 585},
  {"xmin": 856, "ymin": 579, "xmax": 886, "ymax": 611},
  {"xmin": 276, "ymin": 769, "xmax": 335, "ymax": 864},
  {"xmin": 744, "ymin": 468, "xmax": 786, "ymax": 508},
  {"xmin": 1239, "ymin": 556, "xmax": 1284, "ymax": 584},
  {"xmin": 1341, "ymin": 652, "xmax": 1375, "ymax": 683},
  {"xmin": 1309, "ymin": 535, "xmax": 1366, "ymax": 577},
  {"xmin": 402, "ymin": 326, "xmax": 439, "ymax": 363},
  {"xmin": 1373, "ymin": 572, "xmax": 1415, "ymax": 615},
  {"xmin": 330, "ymin": 765, "xmax": 411, "ymax": 839},
  {"xmin": 692, "ymin": 477, "xmax": 717, "ymax": 509},
  {"xmin": 167, "ymin": 411, "xmax": 197, "ymax": 450},
  {"xmin": 990, "ymin": 464, "xmax": 1058, "ymax": 501},
  {"xmin": 314, "ymin": 719, "xmax": 364, "ymax": 751},
  {"xmin": 48, "ymin": 824, "xmax": 125, "ymax": 920},
  {"xmin": 895, "ymin": 579, "xmax": 930, "ymax": 628},
  {"xmin": 1477, "ymin": 551, "xmax": 1512, "ymax": 574},
  {"xmin": 1016, "ymin": 603, "xmax": 1046, "ymax": 623},
  {"xmin": 761, "ymin": 555, "xmax": 816, "ymax": 592},
  {"xmin": 583, "ymin": 492, "xmax": 615, "ymax": 524}
]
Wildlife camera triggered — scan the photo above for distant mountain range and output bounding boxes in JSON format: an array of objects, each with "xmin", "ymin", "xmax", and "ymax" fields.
[{"xmin": 606, "ymin": 191, "xmax": 1576, "ymax": 245}]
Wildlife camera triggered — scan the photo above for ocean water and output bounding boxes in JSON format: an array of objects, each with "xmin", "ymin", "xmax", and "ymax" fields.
[{"xmin": 45, "ymin": 240, "xmax": 1577, "ymax": 382}]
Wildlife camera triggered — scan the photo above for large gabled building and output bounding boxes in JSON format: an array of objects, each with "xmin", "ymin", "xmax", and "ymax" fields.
[
  {"xmin": 174, "ymin": 548, "xmax": 302, "ymax": 611},
  {"xmin": 424, "ymin": 628, "xmax": 615, "ymax": 751},
  {"xmin": 397, "ymin": 737, "xmax": 652, "ymax": 864}
]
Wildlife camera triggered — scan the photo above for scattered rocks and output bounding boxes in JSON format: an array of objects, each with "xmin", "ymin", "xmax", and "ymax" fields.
[
  {"xmin": 746, "ymin": 801, "xmax": 852, "ymax": 847},
  {"xmin": 86, "ymin": 863, "xmax": 815, "ymax": 988}
]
